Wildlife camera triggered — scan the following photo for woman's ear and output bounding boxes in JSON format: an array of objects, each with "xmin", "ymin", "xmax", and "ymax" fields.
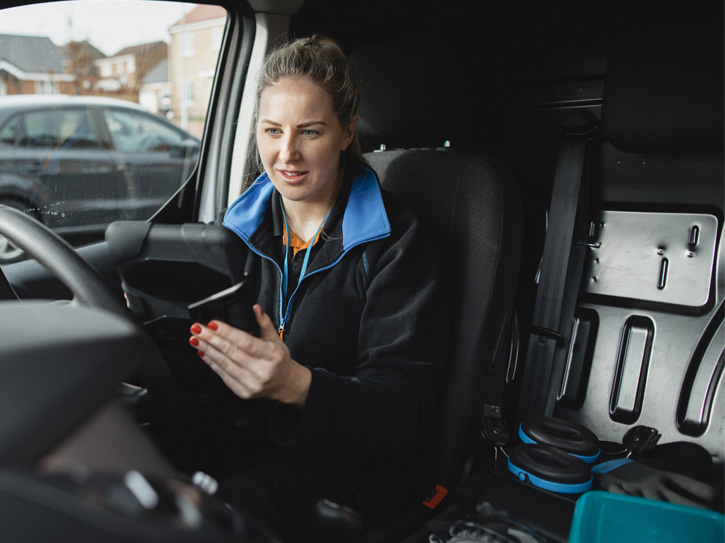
[{"xmin": 341, "ymin": 115, "xmax": 358, "ymax": 151}]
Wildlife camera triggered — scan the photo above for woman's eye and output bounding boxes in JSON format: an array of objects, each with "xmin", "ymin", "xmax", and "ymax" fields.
[
  {"xmin": 302, "ymin": 129, "xmax": 319, "ymax": 137},
  {"xmin": 264, "ymin": 128, "xmax": 280, "ymax": 136}
]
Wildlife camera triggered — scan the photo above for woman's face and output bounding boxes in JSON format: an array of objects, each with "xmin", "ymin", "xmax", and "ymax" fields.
[{"xmin": 257, "ymin": 76, "xmax": 355, "ymax": 211}]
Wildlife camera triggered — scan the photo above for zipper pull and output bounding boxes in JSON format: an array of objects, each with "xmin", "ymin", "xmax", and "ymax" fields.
[{"xmin": 278, "ymin": 322, "xmax": 285, "ymax": 341}]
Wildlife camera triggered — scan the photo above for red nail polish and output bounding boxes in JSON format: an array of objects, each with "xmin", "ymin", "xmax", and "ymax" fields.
[
  {"xmin": 190, "ymin": 324, "xmax": 202, "ymax": 334},
  {"xmin": 197, "ymin": 350, "xmax": 204, "ymax": 358},
  {"xmin": 208, "ymin": 321, "xmax": 219, "ymax": 331},
  {"xmin": 189, "ymin": 337, "xmax": 199, "ymax": 347}
]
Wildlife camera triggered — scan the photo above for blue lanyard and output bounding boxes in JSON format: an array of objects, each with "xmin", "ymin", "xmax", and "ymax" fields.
[{"xmin": 280, "ymin": 197, "xmax": 331, "ymax": 305}]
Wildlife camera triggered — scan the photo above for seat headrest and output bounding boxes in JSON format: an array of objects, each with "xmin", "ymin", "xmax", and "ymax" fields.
[
  {"xmin": 602, "ymin": 21, "xmax": 724, "ymax": 154},
  {"xmin": 350, "ymin": 37, "xmax": 471, "ymax": 152}
]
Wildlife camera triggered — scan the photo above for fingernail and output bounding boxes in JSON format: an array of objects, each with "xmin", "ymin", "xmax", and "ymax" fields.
[
  {"xmin": 189, "ymin": 337, "xmax": 199, "ymax": 347},
  {"xmin": 197, "ymin": 350, "xmax": 204, "ymax": 358},
  {"xmin": 208, "ymin": 321, "xmax": 219, "ymax": 331},
  {"xmin": 190, "ymin": 324, "xmax": 202, "ymax": 334}
]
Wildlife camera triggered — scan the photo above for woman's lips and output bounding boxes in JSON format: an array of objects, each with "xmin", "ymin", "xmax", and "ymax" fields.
[{"xmin": 278, "ymin": 169, "xmax": 308, "ymax": 183}]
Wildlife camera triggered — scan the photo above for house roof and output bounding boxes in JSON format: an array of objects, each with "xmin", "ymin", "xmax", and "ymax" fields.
[
  {"xmin": 0, "ymin": 34, "xmax": 66, "ymax": 74},
  {"xmin": 66, "ymin": 41, "xmax": 106, "ymax": 62},
  {"xmin": 110, "ymin": 41, "xmax": 167, "ymax": 60},
  {"xmin": 144, "ymin": 58, "xmax": 169, "ymax": 84},
  {"xmin": 171, "ymin": 4, "xmax": 227, "ymax": 26}
]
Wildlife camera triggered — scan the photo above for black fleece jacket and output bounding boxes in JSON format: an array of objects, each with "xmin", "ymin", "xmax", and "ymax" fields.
[{"xmin": 220, "ymin": 161, "xmax": 448, "ymax": 461}]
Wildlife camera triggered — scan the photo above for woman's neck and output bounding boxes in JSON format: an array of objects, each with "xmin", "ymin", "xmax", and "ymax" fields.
[
  {"xmin": 281, "ymin": 185, "xmax": 341, "ymax": 241},
  {"xmin": 281, "ymin": 172, "xmax": 342, "ymax": 242},
  {"xmin": 283, "ymin": 203, "xmax": 331, "ymax": 242}
]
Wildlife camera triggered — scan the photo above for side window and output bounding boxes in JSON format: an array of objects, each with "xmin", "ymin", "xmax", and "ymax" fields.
[
  {"xmin": 104, "ymin": 108, "xmax": 184, "ymax": 153},
  {"xmin": 0, "ymin": 115, "xmax": 20, "ymax": 145},
  {"xmin": 24, "ymin": 109, "xmax": 100, "ymax": 150},
  {"xmin": 0, "ymin": 1, "xmax": 228, "ymax": 264}
]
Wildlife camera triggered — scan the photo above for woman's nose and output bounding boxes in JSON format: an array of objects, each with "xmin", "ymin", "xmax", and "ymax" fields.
[{"xmin": 279, "ymin": 135, "xmax": 299, "ymax": 163}]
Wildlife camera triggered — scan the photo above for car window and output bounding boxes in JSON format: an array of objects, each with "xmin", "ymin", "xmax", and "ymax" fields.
[
  {"xmin": 23, "ymin": 109, "xmax": 101, "ymax": 149},
  {"xmin": 104, "ymin": 108, "xmax": 184, "ymax": 153},
  {"xmin": 0, "ymin": 116, "xmax": 20, "ymax": 145},
  {"xmin": 0, "ymin": 1, "xmax": 227, "ymax": 264}
]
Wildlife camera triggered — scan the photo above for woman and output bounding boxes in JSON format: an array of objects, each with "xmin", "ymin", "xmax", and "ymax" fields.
[{"xmin": 188, "ymin": 36, "xmax": 448, "ymax": 541}]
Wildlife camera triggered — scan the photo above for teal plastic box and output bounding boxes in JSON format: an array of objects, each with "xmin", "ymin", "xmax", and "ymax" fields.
[{"xmin": 568, "ymin": 491, "xmax": 724, "ymax": 543}]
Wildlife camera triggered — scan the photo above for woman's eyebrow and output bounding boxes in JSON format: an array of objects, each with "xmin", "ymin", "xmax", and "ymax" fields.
[
  {"xmin": 259, "ymin": 119, "xmax": 327, "ymax": 128},
  {"xmin": 298, "ymin": 121, "xmax": 327, "ymax": 128}
]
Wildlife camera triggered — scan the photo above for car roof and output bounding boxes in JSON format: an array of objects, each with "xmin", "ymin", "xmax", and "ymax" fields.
[
  {"xmin": 0, "ymin": 94, "xmax": 151, "ymax": 113},
  {"xmin": 0, "ymin": 94, "xmax": 197, "ymax": 139}
]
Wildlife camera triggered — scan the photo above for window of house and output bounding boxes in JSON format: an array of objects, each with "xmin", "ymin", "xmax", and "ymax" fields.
[
  {"xmin": 38, "ymin": 80, "xmax": 55, "ymax": 94},
  {"xmin": 211, "ymin": 26, "xmax": 223, "ymax": 51},
  {"xmin": 182, "ymin": 32, "xmax": 195, "ymax": 58},
  {"xmin": 183, "ymin": 80, "xmax": 195, "ymax": 104}
]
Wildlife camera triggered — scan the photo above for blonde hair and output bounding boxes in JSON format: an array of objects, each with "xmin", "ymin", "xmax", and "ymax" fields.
[{"xmin": 249, "ymin": 35, "xmax": 362, "ymax": 180}]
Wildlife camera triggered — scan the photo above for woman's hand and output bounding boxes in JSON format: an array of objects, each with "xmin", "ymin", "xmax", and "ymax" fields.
[{"xmin": 189, "ymin": 305, "xmax": 312, "ymax": 407}]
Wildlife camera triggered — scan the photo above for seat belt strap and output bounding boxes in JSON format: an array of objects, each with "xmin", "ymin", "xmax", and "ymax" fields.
[{"xmin": 517, "ymin": 110, "xmax": 598, "ymax": 421}]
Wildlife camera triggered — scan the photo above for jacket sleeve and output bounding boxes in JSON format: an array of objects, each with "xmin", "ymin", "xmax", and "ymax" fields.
[{"xmin": 268, "ymin": 197, "xmax": 449, "ymax": 459}]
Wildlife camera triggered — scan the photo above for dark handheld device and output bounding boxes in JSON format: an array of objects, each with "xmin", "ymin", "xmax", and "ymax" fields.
[
  {"xmin": 105, "ymin": 221, "xmax": 256, "ymax": 349},
  {"xmin": 188, "ymin": 281, "xmax": 259, "ymax": 336}
]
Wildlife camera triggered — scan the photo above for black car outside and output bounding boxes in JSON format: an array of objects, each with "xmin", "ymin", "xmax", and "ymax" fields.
[{"xmin": 0, "ymin": 94, "xmax": 200, "ymax": 262}]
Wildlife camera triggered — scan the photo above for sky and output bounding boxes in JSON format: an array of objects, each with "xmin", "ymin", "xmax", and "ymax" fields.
[{"xmin": 0, "ymin": 1, "xmax": 195, "ymax": 56}]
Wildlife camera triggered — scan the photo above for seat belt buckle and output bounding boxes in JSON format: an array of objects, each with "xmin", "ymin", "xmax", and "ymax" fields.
[
  {"xmin": 481, "ymin": 404, "xmax": 509, "ymax": 447},
  {"xmin": 481, "ymin": 405, "xmax": 509, "ymax": 472},
  {"xmin": 421, "ymin": 484, "xmax": 448, "ymax": 510}
]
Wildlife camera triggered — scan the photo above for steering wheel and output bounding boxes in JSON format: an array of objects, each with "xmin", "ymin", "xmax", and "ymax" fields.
[
  {"xmin": 0, "ymin": 205, "xmax": 125, "ymax": 313},
  {"xmin": 0, "ymin": 204, "xmax": 181, "ymax": 428}
]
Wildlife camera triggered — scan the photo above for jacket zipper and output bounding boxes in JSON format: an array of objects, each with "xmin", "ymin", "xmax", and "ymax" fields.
[
  {"xmin": 277, "ymin": 249, "xmax": 358, "ymax": 341},
  {"xmin": 244, "ymin": 234, "xmax": 389, "ymax": 342}
]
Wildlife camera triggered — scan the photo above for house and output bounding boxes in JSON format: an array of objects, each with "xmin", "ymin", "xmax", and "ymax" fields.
[
  {"xmin": 0, "ymin": 34, "xmax": 73, "ymax": 95},
  {"xmin": 139, "ymin": 59, "xmax": 172, "ymax": 116},
  {"xmin": 168, "ymin": 5, "xmax": 227, "ymax": 125},
  {"xmin": 0, "ymin": 33, "xmax": 171, "ymax": 111},
  {"xmin": 94, "ymin": 41, "xmax": 167, "ymax": 99},
  {"xmin": 62, "ymin": 40, "xmax": 106, "ymax": 95}
]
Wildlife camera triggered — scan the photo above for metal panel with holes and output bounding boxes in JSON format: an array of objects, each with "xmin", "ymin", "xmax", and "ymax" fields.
[{"xmin": 583, "ymin": 211, "xmax": 718, "ymax": 308}]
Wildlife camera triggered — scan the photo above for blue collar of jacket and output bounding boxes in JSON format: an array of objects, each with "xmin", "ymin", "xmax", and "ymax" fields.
[{"xmin": 223, "ymin": 163, "xmax": 391, "ymax": 251}]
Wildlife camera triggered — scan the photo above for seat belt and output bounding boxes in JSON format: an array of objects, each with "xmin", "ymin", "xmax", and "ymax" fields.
[{"xmin": 517, "ymin": 110, "xmax": 599, "ymax": 422}]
